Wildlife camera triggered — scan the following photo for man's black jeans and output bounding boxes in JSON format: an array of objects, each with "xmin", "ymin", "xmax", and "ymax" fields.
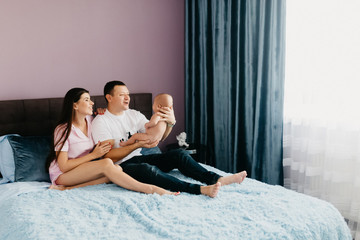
[{"xmin": 120, "ymin": 149, "xmax": 221, "ymax": 194}]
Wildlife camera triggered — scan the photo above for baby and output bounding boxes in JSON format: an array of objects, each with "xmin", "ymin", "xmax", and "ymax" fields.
[{"xmin": 119, "ymin": 93, "xmax": 173, "ymax": 147}]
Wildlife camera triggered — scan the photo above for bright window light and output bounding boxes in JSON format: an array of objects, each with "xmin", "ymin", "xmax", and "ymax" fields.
[{"xmin": 284, "ymin": 0, "xmax": 360, "ymax": 129}]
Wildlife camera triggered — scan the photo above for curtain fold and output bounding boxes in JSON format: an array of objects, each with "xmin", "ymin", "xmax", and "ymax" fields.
[{"xmin": 185, "ymin": 0, "xmax": 285, "ymax": 185}]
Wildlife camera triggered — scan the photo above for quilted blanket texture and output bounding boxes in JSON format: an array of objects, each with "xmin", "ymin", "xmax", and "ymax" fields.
[{"xmin": 0, "ymin": 166, "xmax": 351, "ymax": 240}]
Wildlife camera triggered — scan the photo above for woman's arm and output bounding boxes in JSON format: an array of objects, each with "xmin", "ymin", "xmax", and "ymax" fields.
[{"xmin": 57, "ymin": 141, "xmax": 111, "ymax": 173}]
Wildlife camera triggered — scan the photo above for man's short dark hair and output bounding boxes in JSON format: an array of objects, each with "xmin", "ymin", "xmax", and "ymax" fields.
[{"xmin": 104, "ymin": 81, "xmax": 126, "ymax": 102}]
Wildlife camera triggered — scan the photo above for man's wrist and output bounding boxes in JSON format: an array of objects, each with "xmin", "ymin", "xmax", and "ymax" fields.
[
  {"xmin": 167, "ymin": 121, "xmax": 176, "ymax": 127},
  {"xmin": 133, "ymin": 141, "xmax": 143, "ymax": 149}
]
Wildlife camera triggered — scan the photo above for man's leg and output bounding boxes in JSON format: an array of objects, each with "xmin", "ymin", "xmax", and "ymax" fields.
[
  {"xmin": 120, "ymin": 160, "xmax": 201, "ymax": 194},
  {"xmin": 127, "ymin": 149, "xmax": 221, "ymax": 185}
]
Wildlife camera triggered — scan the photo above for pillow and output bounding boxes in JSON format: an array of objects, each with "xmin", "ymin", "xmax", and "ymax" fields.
[
  {"xmin": 141, "ymin": 146, "xmax": 162, "ymax": 155},
  {"xmin": 7, "ymin": 135, "xmax": 51, "ymax": 182},
  {"xmin": 0, "ymin": 134, "xmax": 19, "ymax": 184}
]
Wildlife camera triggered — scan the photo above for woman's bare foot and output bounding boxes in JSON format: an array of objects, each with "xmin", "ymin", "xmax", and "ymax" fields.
[
  {"xmin": 152, "ymin": 186, "xmax": 180, "ymax": 196},
  {"xmin": 49, "ymin": 185, "xmax": 67, "ymax": 191},
  {"xmin": 217, "ymin": 171, "xmax": 247, "ymax": 186},
  {"xmin": 200, "ymin": 182, "xmax": 221, "ymax": 198}
]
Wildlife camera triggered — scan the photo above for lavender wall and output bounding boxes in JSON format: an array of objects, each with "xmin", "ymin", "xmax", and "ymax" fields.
[{"xmin": 0, "ymin": 0, "xmax": 184, "ymax": 147}]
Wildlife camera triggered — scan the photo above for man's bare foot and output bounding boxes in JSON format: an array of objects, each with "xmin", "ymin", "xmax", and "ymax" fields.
[
  {"xmin": 49, "ymin": 185, "xmax": 67, "ymax": 191},
  {"xmin": 217, "ymin": 171, "xmax": 247, "ymax": 186},
  {"xmin": 200, "ymin": 182, "xmax": 221, "ymax": 198}
]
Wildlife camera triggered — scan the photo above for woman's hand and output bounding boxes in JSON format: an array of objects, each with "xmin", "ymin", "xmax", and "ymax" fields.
[
  {"xmin": 157, "ymin": 107, "xmax": 176, "ymax": 126},
  {"xmin": 101, "ymin": 139, "xmax": 115, "ymax": 147},
  {"xmin": 94, "ymin": 108, "xmax": 106, "ymax": 115},
  {"xmin": 91, "ymin": 141, "xmax": 112, "ymax": 159}
]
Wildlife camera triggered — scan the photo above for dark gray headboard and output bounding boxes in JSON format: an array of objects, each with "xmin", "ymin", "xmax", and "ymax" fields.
[{"xmin": 0, "ymin": 93, "xmax": 152, "ymax": 136}]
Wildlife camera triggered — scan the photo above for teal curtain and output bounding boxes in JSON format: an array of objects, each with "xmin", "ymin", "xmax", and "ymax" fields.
[{"xmin": 185, "ymin": 0, "xmax": 285, "ymax": 185}]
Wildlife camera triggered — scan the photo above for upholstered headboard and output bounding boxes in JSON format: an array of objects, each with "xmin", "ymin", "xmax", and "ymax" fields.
[{"xmin": 0, "ymin": 93, "xmax": 152, "ymax": 136}]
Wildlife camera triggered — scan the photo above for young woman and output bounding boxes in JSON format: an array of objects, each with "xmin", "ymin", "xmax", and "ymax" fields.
[{"xmin": 46, "ymin": 88, "xmax": 177, "ymax": 196}]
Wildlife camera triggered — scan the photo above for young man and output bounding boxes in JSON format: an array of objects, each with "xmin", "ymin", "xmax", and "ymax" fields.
[{"xmin": 92, "ymin": 81, "xmax": 247, "ymax": 197}]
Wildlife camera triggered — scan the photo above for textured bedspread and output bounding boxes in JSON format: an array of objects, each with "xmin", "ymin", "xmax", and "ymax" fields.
[{"xmin": 0, "ymin": 165, "xmax": 351, "ymax": 240}]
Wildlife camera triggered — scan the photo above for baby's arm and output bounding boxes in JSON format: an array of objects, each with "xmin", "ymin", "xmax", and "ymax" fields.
[{"xmin": 145, "ymin": 113, "xmax": 161, "ymax": 129}]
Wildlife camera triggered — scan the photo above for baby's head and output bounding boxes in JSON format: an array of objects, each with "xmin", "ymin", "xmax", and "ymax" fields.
[{"xmin": 153, "ymin": 93, "xmax": 173, "ymax": 112}]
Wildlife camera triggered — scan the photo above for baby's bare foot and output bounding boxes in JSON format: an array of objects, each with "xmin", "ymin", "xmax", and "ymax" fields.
[
  {"xmin": 201, "ymin": 182, "xmax": 221, "ymax": 198},
  {"xmin": 218, "ymin": 171, "xmax": 247, "ymax": 186},
  {"xmin": 49, "ymin": 185, "xmax": 67, "ymax": 191}
]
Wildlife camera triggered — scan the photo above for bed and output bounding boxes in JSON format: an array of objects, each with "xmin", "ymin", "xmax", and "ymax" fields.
[{"xmin": 0, "ymin": 94, "xmax": 352, "ymax": 240}]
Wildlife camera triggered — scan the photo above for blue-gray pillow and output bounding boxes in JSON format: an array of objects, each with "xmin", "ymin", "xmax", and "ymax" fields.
[
  {"xmin": 7, "ymin": 136, "xmax": 51, "ymax": 182},
  {"xmin": 0, "ymin": 134, "xmax": 19, "ymax": 183},
  {"xmin": 141, "ymin": 146, "xmax": 162, "ymax": 155}
]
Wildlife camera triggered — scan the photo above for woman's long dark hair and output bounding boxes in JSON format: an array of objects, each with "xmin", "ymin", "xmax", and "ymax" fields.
[{"xmin": 46, "ymin": 88, "xmax": 89, "ymax": 170}]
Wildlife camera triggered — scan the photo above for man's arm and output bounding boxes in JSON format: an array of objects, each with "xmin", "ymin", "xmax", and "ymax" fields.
[
  {"xmin": 157, "ymin": 107, "xmax": 176, "ymax": 141},
  {"xmin": 92, "ymin": 116, "xmax": 128, "ymax": 162},
  {"xmin": 161, "ymin": 125, "xmax": 173, "ymax": 141},
  {"xmin": 103, "ymin": 142, "xmax": 140, "ymax": 162},
  {"xmin": 103, "ymin": 140, "xmax": 159, "ymax": 162}
]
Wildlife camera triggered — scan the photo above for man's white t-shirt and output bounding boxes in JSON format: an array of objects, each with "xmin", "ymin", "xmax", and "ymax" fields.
[{"xmin": 92, "ymin": 109, "xmax": 148, "ymax": 164}]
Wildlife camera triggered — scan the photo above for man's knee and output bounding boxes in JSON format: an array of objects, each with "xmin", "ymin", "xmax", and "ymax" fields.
[
  {"xmin": 137, "ymin": 163, "xmax": 160, "ymax": 176},
  {"xmin": 121, "ymin": 163, "xmax": 161, "ymax": 180},
  {"xmin": 169, "ymin": 149, "xmax": 193, "ymax": 164},
  {"xmin": 168, "ymin": 148, "xmax": 189, "ymax": 158},
  {"xmin": 140, "ymin": 163, "xmax": 157, "ymax": 171}
]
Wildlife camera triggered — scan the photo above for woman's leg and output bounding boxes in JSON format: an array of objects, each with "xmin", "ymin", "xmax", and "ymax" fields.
[
  {"xmin": 50, "ymin": 176, "xmax": 110, "ymax": 190},
  {"xmin": 56, "ymin": 158, "xmax": 174, "ymax": 195}
]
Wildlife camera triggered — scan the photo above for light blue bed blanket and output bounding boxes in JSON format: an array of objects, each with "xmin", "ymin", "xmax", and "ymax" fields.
[{"xmin": 0, "ymin": 165, "xmax": 351, "ymax": 240}]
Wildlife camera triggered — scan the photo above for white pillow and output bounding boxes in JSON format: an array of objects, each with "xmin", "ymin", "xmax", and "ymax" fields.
[{"xmin": 0, "ymin": 134, "xmax": 18, "ymax": 184}]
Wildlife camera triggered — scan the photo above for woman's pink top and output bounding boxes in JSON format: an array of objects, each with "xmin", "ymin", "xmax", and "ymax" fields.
[{"xmin": 49, "ymin": 115, "xmax": 94, "ymax": 185}]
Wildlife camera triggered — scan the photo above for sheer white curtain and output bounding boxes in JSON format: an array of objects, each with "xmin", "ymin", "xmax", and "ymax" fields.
[{"xmin": 283, "ymin": 0, "xmax": 360, "ymax": 239}]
